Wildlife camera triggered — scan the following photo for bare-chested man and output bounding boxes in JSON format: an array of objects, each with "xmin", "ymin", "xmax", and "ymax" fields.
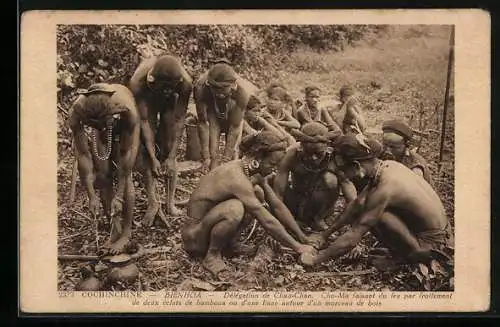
[
  {"xmin": 296, "ymin": 86, "xmax": 342, "ymax": 133},
  {"xmin": 181, "ymin": 132, "xmax": 315, "ymax": 275},
  {"xmin": 380, "ymin": 119, "xmax": 433, "ymax": 185},
  {"xmin": 300, "ymin": 134, "xmax": 452, "ymax": 268},
  {"xmin": 68, "ymin": 83, "xmax": 140, "ymax": 254},
  {"xmin": 194, "ymin": 59, "xmax": 261, "ymax": 171},
  {"xmin": 337, "ymin": 85, "xmax": 367, "ymax": 135},
  {"xmin": 129, "ymin": 55, "xmax": 193, "ymax": 223},
  {"xmin": 273, "ymin": 122, "xmax": 357, "ymax": 231}
]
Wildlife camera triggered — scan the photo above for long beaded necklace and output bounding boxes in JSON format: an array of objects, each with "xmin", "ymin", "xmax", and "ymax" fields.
[
  {"xmin": 210, "ymin": 88, "xmax": 230, "ymax": 120},
  {"xmin": 91, "ymin": 124, "xmax": 113, "ymax": 161}
]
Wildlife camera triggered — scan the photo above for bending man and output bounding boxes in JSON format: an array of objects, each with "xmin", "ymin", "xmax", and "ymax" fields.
[
  {"xmin": 68, "ymin": 83, "xmax": 140, "ymax": 254},
  {"xmin": 194, "ymin": 59, "xmax": 262, "ymax": 171},
  {"xmin": 130, "ymin": 55, "xmax": 193, "ymax": 222}
]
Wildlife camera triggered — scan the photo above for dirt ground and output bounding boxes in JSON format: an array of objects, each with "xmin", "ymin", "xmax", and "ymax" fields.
[{"xmin": 57, "ymin": 26, "xmax": 455, "ymax": 292}]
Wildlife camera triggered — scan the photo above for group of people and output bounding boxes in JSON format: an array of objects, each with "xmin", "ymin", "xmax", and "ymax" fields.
[{"xmin": 68, "ymin": 54, "xmax": 453, "ymax": 277}]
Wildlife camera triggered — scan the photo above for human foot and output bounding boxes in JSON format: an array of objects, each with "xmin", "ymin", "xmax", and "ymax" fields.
[
  {"xmin": 181, "ymin": 224, "xmax": 207, "ymax": 257},
  {"xmin": 143, "ymin": 201, "xmax": 160, "ymax": 226},
  {"xmin": 103, "ymin": 235, "xmax": 130, "ymax": 255},
  {"xmin": 202, "ymin": 252, "xmax": 227, "ymax": 276},
  {"xmin": 166, "ymin": 203, "xmax": 182, "ymax": 216},
  {"xmin": 311, "ymin": 219, "xmax": 329, "ymax": 232}
]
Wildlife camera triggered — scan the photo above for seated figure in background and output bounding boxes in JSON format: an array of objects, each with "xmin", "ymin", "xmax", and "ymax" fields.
[
  {"xmin": 296, "ymin": 86, "xmax": 342, "ymax": 133},
  {"xmin": 242, "ymin": 83, "xmax": 299, "ymax": 147},
  {"xmin": 337, "ymin": 85, "xmax": 367, "ymax": 135}
]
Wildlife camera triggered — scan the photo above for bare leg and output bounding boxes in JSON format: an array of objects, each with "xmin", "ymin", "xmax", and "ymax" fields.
[
  {"xmin": 181, "ymin": 200, "xmax": 225, "ymax": 257},
  {"xmin": 202, "ymin": 199, "xmax": 245, "ymax": 275},
  {"xmin": 306, "ymin": 172, "xmax": 339, "ymax": 231},
  {"xmin": 142, "ymin": 164, "xmax": 160, "ymax": 226},
  {"xmin": 208, "ymin": 121, "xmax": 221, "ymax": 170},
  {"xmin": 106, "ymin": 177, "xmax": 135, "ymax": 254},
  {"xmin": 366, "ymin": 211, "xmax": 431, "ymax": 269},
  {"xmin": 100, "ymin": 177, "xmax": 120, "ymax": 243},
  {"xmin": 182, "ymin": 199, "xmax": 244, "ymax": 273},
  {"xmin": 165, "ymin": 172, "xmax": 182, "ymax": 216}
]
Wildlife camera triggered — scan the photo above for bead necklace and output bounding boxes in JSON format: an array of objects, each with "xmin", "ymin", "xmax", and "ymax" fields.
[{"xmin": 91, "ymin": 125, "xmax": 113, "ymax": 161}]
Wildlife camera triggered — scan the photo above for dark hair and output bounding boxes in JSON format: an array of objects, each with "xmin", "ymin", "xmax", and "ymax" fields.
[
  {"xmin": 240, "ymin": 131, "xmax": 287, "ymax": 157},
  {"xmin": 266, "ymin": 83, "xmax": 290, "ymax": 102},
  {"xmin": 339, "ymin": 85, "xmax": 355, "ymax": 98},
  {"xmin": 304, "ymin": 86, "xmax": 321, "ymax": 96}
]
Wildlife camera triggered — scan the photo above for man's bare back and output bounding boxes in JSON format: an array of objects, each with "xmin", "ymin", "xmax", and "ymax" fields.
[{"xmin": 376, "ymin": 160, "xmax": 446, "ymax": 232}]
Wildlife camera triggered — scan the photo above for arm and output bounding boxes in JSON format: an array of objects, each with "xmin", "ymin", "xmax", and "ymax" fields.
[
  {"xmin": 194, "ymin": 91, "xmax": 212, "ymax": 164},
  {"xmin": 310, "ymin": 186, "xmax": 390, "ymax": 265},
  {"xmin": 260, "ymin": 176, "xmax": 309, "ymax": 243},
  {"xmin": 222, "ymin": 107, "xmax": 244, "ymax": 161},
  {"xmin": 321, "ymin": 108, "xmax": 342, "ymax": 133},
  {"xmin": 114, "ymin": 109, "xmax": 141, "ymax": 200},
  {"xmin": 257, "ymin": 116, "xmax": 285, "ymax": 138},
  {"xmin": 137, "ymin": 99, "xmax": 157, "ymax": 166},
  {"xmin": 337, "ymin": 170, "xmax": 357, "ymax": 203},
  {"xmin": 243, "ymin": 119, "xmax": 258, "ymax": 136},
  {"xmin": 69, "ymin": 109, "xmax": 97, "ymax": 202},
  {"xmin": 164, "ymin": 83, "xmax": 191, "ymax": 166},
  {"xmin": 346, "ymin": 101, "xmax": 367, "ymax": 132},
  {"xmin": 276, "ymin": 111, "xmax": 300, "ymax": 129},
  {"xmin": 235, "ymin": 185, "xmax": 307, "ymax": 253},
  {"xmin": 273, "ymin": 147, "xmax": 296, "ymax": 199}
]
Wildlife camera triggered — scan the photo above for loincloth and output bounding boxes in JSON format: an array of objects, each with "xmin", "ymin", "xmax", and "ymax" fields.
[{"xmin": 416, "ymin": 222, "xmax": 454, "ymax": 253}]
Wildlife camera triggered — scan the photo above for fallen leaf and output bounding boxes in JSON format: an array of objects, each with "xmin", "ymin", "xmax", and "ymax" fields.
[
  {"xmin": 98, "ymin": 59, "xmax": 108, "ymax": 67},
  {"xmin": 418, "ymin": 263, "xmax": 429, "ymax": 279},
  {"xmin": 274, "ymin": 275, "xmax": 285, "ymax": 286}
]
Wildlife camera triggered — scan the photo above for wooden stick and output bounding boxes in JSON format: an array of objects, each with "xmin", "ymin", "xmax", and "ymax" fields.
[
  {"xmin": 438, "ymin": 26, "xmax": 455, "ymax": 172},
  {"xmin": 305, "ymin": 268, "xmax": 376, "ymax": 277},
  {"xmin": 69, "ymin": 141, "xmax": 78, "ymax": 204},
  {"xmin": 58, "ymin": 254, "xmax": 100, "ymax": 261},
  {"xmin": 70, "ymin": 208, "xmax": 92, "ymax": 221}
]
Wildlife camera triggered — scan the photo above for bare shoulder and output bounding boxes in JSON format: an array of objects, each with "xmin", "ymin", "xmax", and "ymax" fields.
[
  {"xmin": 193, "ymin": 71, "xmax": 209, "ymax": 99},
  {"xmin": 237, "ymin": 77, "xmax": 259, "ymax": 95},
  {"xmin": 129, "ymin": 57, "xmax": 156, "ymax": 92},
  {"xmin": 280, "ymin": 144, "xmax": 299, "ymax": 166}
]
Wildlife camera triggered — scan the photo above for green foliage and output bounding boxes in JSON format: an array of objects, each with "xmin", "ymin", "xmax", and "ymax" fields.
[{"xmin": 57, "ymin": 24, "xmax": 385, "ymax": 99}]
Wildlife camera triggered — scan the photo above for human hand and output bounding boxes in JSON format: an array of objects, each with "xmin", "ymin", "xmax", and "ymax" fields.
[
  {"xmin": 88, "ymin": 194, "xmax": 100, "ymax": 216},
  {"xmin": 152, "ymin": 158, "xmax": 162, "ymax": 177},
  {"xmin": 163, "ymin": 157, "xmax": 177, "ymax": 176},
  {"xmin": 201, "ymin": 157, "xmax": 211, "ymax": 172},
  {"xmin": 110, "ymin": 196, "xmax": 124, "ymax": 217},
  {"xmin": 346, "ymin": 244, "xmax": 364, "ymax": 261},
  {"xmin": 299, "ymin": 248, "xmax": 318, "ymax": 267},
  {"xmin": 306, "ymin": 233, "xmax": 326, "ymax": 249}
]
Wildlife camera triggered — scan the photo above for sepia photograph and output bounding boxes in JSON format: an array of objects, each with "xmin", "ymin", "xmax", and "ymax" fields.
[
  {"xmin": 56, "ymin": 23, "xmax": 455, "ymax": 292},
  {"xmin": 20, "ymin": 9, "xmax": 490, "ymax": 313}
]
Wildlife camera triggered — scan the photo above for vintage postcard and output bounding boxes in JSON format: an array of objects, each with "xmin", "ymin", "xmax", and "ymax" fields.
[{"xmin": 20, "ymin": 9, "xmax": 490, "ymax": 313}]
